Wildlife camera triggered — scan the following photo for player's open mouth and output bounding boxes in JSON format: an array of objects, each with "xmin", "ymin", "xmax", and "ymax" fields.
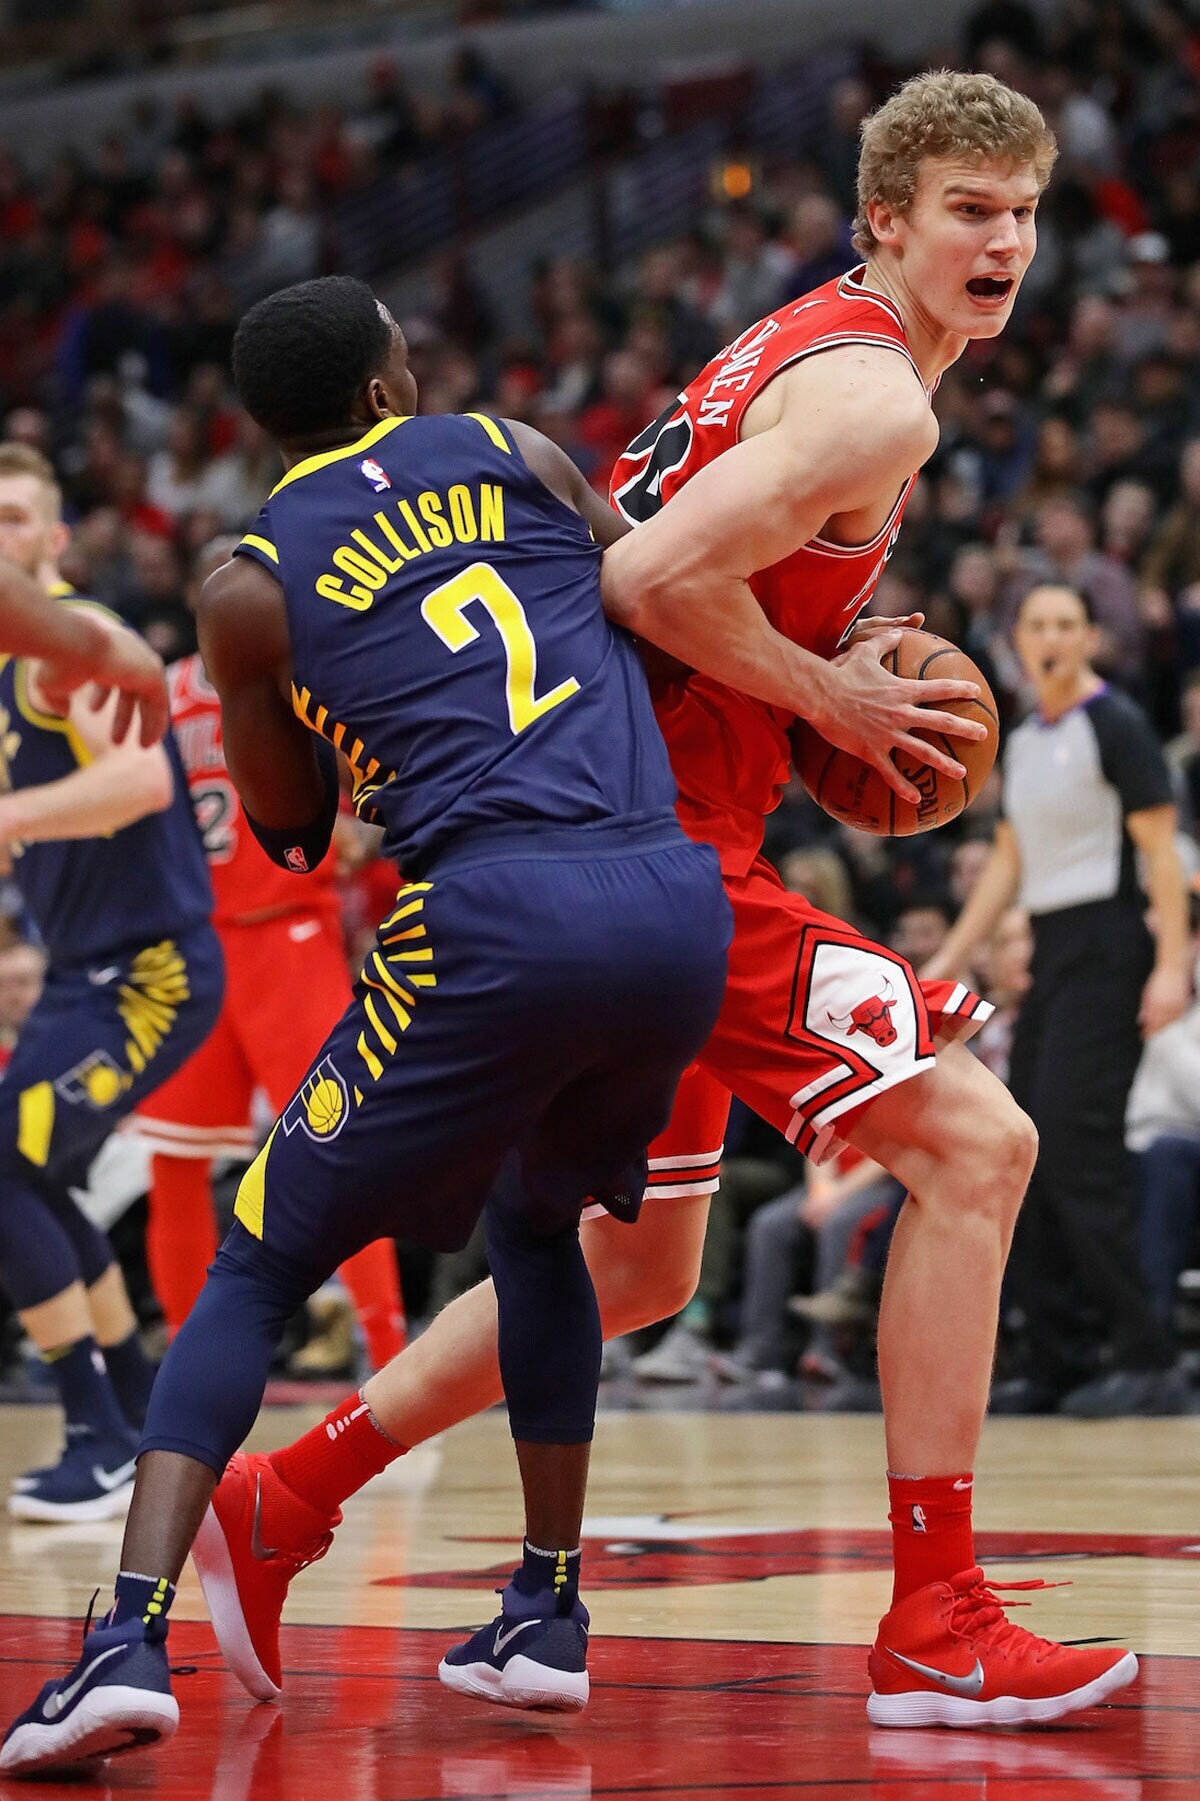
[{"xmin": 966, "ymin": 276, "xmax": 1014, "ymax": 303}]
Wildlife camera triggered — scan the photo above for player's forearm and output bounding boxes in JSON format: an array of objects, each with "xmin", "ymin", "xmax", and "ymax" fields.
[
  {"xmin": 0, "ymin": 560, "xmax": 112, "ymax": 669},
  {"xmin": 602, "ymin": 558, "xmax": 833, "ymax": 717},
  {"xmin": 0, "ymin": 755, "xmax": 172, "ymax": 844}
]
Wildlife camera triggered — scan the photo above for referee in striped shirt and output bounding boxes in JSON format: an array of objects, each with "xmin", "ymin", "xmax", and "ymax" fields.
[{"xmin": 927, "ymin": 584, "xmax": 1191, "ymax": 1416}]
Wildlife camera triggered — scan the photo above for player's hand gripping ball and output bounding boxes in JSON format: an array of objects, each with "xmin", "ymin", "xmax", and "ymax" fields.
[{"xmin": 796, "ymin": 630, "xmax": 999, "ymax": 836}]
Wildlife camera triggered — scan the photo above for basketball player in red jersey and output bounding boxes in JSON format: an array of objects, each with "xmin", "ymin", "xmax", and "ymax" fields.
[
  {"xmin": 135, "ymin": 541, "xmax": 405, "ymax": 1372},
  {"xmin": 194, "ymin": 73, "xmax": 1135, "ymax": 1727}
]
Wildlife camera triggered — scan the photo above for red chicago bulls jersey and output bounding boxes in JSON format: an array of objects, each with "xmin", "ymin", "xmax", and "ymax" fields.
[
  {"xmin": 167, "ymin": 654, "xmax": 340, "ymax": 927},
  {"xmin": 610, "ymin": 265, "xmax": 926, "ymax": 875}
]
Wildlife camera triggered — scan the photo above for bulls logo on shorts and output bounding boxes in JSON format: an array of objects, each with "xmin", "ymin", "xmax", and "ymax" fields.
[{"xmin": 826, "ymin": 980, "xmax": 899, "ymax": 1048}]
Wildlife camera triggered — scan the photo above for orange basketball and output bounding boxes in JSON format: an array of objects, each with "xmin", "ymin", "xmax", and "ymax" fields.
[{"xmin": 795, "ymin": 630, "xmax": 999, "ymax": 837}]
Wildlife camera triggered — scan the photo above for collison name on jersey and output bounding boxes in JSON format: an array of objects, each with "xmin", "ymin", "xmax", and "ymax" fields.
[{"xmin": 235, "ymin": 412, "xmax": 677, "ymax": 875}]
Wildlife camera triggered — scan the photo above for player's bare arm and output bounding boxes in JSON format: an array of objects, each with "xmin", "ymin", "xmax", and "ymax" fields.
[
  {"xmin": 0, "ymin": 557, "xmax": 168, "ymax": 745},
  {"xmin": 601, "ymin": 347, "xmax": 986, "ymax": 802},
  {"xmin": 197, "ymin": 553, "xmax": 335, "ymax": 844},
  {"xmin": 505, "ymin": 421, "xmax": 632, "ymax": 549},
  {"xmin": 0, "ymin": 668, "xmax": 173, "ymax": 849}
]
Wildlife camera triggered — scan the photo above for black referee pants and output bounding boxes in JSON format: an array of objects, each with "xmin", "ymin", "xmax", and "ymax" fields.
[{"xmin": 1006, "ymin": 899, "xmax": 1175, "ymax": 1389}]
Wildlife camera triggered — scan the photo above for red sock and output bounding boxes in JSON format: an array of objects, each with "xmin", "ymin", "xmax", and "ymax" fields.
[
  {"xmin": 887, "ymin": 1471, "xmax": 975, "ymax": 1605},
  {"xmin": 269, "ymin": 1393, "xmax": 406, "ymax": 1515},
  {"xmin": 146, "ymin": 1155, "xmax": 218, "ymax": 1337},
  {"xmin": 337, "ymin": 1240, "xmax": 407, "ymax": 1370}
]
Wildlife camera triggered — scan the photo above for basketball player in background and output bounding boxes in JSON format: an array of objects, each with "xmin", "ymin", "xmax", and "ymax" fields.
[
  {"xmin": 0, "ymin": 444, "xmax": 223, "ymax": 1523},
  {"xmin": 202, "ymin": 73, "xmax": 1137, "ymax": 1730},
  {"xmin": 136, "ymin": 537, "xmax": 405, "ymax": 1372}
]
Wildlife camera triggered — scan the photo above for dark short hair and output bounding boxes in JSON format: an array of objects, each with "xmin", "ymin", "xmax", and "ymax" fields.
[
  {"xmin": 1017, "ymin": 582, "xmax": 1096, "ymax": 624},
  {"xmin": 232, "ymin": 276, "xmax": 393, "ymax": 442}
]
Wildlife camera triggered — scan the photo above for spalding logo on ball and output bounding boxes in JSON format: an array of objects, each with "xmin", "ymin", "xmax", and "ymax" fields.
[{"xmin": 795, "ymin": 629, "xmax": 999, "ymax": 837}]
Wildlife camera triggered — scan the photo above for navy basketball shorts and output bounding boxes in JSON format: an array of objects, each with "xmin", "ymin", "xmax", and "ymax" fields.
[
  {"xmin": 232, "ymin": 820, "xmax": 731, "ymax": 1277},
  {"xmin": 0, "ymin": 923, "xmax": 224, "ymax": 1189}
]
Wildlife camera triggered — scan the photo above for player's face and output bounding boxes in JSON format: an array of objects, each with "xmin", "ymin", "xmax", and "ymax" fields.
[
  {"xmin": 891, "ymin": 157, "xmax": 1040, "ymax": 340},
  {"xmin": 375, "ymin": 311, "xmax": 419, "ymax": 418},
  {"xmin": 1014, "ymin": 585, "xmax": 1095, "ymax": 692},
  {"xmin": 0, "ymin": 475, "xmax": 55, "ymax": 577}
]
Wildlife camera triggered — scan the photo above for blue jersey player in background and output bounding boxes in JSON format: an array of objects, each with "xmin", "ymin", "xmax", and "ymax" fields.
[
  {"xmin": 2, "ymin": 274, "xmax": 738, "ymax": 1777},
  {"xmin": 0, "ymin": 444, "xmax": 223, "ymax": 1528}
]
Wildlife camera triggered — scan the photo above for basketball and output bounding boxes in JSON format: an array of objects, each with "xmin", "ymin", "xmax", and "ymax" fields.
[
  {"xmin": 304, "ymin": 1074, "xmax": 345, "ymax": 1136},
  {"xmin": 795, "ymin": 630, "xmax": 999, "ymax": 837}
]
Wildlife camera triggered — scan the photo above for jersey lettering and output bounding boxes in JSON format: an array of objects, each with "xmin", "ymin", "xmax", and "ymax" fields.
[{"xmin": 421, "ymin": 562, "xmax": 581, "ymax": 736}]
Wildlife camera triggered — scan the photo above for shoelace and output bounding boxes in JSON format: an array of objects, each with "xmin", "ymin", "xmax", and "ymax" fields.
[
  {"xmin": 949, "ymin": 1573, "xmax": 1070, "ymax": 1664},
  {"xmin": 275, "ymin": 1526, "xmax": 336, "ymax": 1575}
]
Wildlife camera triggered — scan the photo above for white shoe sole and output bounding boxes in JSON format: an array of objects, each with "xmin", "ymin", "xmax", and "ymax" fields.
[
  {"xmin": 866, "ymin": 1650, "xmax": 1139, "ymax": 1728},
  {"xmin": 438, "ymin": 1652, "xmax": 589, "ymax": 1712},
  {"xmin": 0, "ymin": 1685, "xmax": 178, "ymax": 1775},
  {"xmin": 192, "ymin": 1503, "xmax": 282, "ymax": 1702},
  {"xmin": 8, "ymin": 1479, "xmax": 134, "ymax": 1523}
]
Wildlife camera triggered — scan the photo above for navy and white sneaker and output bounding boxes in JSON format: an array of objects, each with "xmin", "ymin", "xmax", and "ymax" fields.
[
  {"xmin": 438, "ymin": 1583, "xmax": 590, "ymax": 1712},
  {"xmin": 12, "ymin": 1422, "xmax": 90, "ymax": 1495},
  {"xmin": 0, "ymin": 1613, "xmax": 178, "ymax": 1777},
  {"xmin": 8, "ymin": 1428, "xmax": 139, "ymax": 1523}
]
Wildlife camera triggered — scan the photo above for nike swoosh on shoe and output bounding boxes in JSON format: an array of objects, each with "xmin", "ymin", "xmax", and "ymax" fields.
[
  {"xmin": 250, "ymin": 1475, "xmax": 280, "ymax": 1561},
  {"xmin": 91, "ymin": 1459, "xmax": 138, "ymax": 1493},
  {"xmin": 885, "ymin": 1649, "xmax": 985, "ymax": 1697},
  {"xmin": 493, "ymin": 1619, "xmax": 540, "ymax": 1657},
  {"xmin": 42, "ymin": 1645, "xmax": 127, "ymax": 1718}
]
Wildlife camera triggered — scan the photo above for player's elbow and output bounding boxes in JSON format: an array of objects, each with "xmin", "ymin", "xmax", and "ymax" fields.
[{"xmin": 603, "ymin": 552, "xmax": 692, "ymax": 648}]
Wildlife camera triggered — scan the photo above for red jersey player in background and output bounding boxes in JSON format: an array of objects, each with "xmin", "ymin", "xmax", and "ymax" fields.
[
  {"xmin": 135, "ymin": 539, "xmax": 405, "ymax": 1373},
  {"xmin": 194, "ymin": 74, "xmax": 1137, "ymax": 1728}
]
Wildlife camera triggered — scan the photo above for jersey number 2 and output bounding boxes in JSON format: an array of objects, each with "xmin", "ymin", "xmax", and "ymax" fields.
[{"xmin": 421, "ymin": 562, "xmax": 580, "ymax": 736}]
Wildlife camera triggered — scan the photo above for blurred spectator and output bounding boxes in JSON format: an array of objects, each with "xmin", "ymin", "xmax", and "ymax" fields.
[
  {"xmin": 1002, "ymin": 494, "xmax": 1145, "ymax": 683},
  {"xmin": 1127, "ymin": 967, "xmax": 1200, "ymax": 1333},
  {"xmin": 705, "ymin": 207, "xmax": 790, "ymax": 339},
  {"xmin": 776, "ymin": 194, "xmax": 854, "ymax": 303},
  {"xmin": 145, "ymin": 407, "xmax": 245, "ymax": 528}
]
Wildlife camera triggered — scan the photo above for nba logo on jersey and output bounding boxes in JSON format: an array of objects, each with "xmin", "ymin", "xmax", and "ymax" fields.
[
  {"xmin": 360, "ymin": 457, "xmax": 391, "ymax": 493},
  {"xmin": 284, "ymin": 846, "xmax": 309, "ymax": 873}
]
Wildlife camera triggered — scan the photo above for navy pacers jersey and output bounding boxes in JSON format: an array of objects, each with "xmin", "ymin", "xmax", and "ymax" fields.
[
  {"xmin": 234, "ymin": 412, "xmax": 677, "ymax": 871},
  {"xmin": 0, "ymin": 593, "xmax": 214, "ymax": 964}
]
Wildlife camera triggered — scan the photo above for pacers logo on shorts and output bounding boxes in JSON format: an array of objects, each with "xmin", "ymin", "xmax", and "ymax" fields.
[{"xmin": 282, "ymin": 1055, "xmax": 350, "ymax": 1143}]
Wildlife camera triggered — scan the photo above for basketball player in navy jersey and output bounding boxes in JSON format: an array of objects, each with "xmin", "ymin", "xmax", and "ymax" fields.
[
  {"xmin": 0, "ymin": 445, "xmax": 224, "ymax": 1527},
  {"xmin": 2, "ymin": 275, "xmax": 751, "ymax": 1775}
]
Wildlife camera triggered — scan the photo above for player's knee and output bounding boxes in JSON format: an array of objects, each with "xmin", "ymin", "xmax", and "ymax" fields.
[
  {"xmin": 969, "ymin": 1092, "xmax": 1037, "ymax": 1218},
  {"xmin": 596, "ymin": 1248, "xmax": 700, "ymax": 1337}
]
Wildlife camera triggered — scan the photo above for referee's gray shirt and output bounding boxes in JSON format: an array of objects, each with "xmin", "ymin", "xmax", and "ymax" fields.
[{"xmin": 1001, "ymin": 685, "xmax": 1172, "ymax": 917}]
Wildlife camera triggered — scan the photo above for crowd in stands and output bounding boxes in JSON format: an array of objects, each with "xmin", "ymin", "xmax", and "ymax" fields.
[{"xmin": 1, "ymin": 0, "xmax": 1200, "ymax": 1400}]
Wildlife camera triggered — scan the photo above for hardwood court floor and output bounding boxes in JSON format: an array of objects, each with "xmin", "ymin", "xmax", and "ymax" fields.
[{"xmin": 0, "ymin": 1403, "xmax": 1197, "ymax": 1798}]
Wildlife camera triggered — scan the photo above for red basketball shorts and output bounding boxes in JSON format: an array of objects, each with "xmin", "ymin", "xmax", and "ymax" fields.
[
  {"xmin": 642, "ymin": 856, "xmax": 992, "ymax": 1198},
  {"xmin": 135, "ymin": 909, "xmax": 351, "ymax": 1159}
]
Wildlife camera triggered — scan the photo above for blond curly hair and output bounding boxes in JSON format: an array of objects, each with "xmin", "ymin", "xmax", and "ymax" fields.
[{"xmin": 853, "ymin": 70, "xmax": 1057, "ymax": 258}]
